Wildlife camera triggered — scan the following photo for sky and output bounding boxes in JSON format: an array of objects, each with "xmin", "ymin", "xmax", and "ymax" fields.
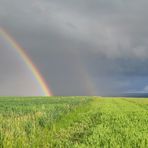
[{"xmin": 0, "ymin": 0, "xmax": 148, "ymax": 96}]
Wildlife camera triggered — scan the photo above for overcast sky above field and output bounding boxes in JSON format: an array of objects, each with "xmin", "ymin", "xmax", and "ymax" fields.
[{"xmin": 0, "ymin": 0, "xmax": 148, "ymax": 95}]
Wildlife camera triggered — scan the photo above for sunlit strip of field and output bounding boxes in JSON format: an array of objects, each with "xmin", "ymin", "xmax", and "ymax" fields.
[{"xmin": 0, "ymin": 97, "xmax": 148, "ymax": 147}]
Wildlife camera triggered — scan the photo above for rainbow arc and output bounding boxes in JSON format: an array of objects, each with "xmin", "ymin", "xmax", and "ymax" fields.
[{"xmin": 0, "ymin": 28, "xmax": 52, "ymax": 96}]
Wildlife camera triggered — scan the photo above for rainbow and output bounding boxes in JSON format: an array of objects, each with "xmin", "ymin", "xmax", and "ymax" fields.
[{"xmin": 0, "ymin": 28, "xmax": 52, "ymax": 96}]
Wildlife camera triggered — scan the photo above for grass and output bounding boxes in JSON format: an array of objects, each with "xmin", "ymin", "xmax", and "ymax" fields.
[{"xmin": 0, "ymin": 97, "xmax": 148, "ymax": 147}]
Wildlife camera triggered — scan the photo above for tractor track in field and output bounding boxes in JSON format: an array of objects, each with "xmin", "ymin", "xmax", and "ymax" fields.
[{"xmin": 121, "ymin": 98, "xmax": 148, "ymax": 111}]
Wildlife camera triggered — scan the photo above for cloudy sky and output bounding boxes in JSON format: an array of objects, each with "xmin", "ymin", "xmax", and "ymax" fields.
[{"xmin": 0, "ymin": 0, "xmax": 148, "ymax": 96}]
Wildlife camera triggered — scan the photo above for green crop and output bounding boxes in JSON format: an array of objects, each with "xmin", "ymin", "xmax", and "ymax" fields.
[{"xmin": 0, "ymin": 97, "xmax": 148, "ymax": 148}]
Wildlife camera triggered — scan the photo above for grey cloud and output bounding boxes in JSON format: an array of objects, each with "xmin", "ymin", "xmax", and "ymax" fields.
[{"xmin": 1, "ymin": 0, "xmax": 148, "ymax": 95}]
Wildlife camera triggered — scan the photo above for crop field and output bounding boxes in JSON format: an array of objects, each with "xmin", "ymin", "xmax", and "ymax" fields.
[{"xmin": 0, "ymin": 97, "xmax": 148, "ymax": 148}]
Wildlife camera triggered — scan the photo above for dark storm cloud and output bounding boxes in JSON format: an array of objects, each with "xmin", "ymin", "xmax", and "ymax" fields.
[{"xmin": 0, "ymin": 0, "xmax": 148, "ymax": 95}]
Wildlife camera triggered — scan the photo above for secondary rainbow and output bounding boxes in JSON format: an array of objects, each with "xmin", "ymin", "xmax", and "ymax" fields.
[{"xmin": 0, "ymin": 28, "xmax": 52, "ymax": 96}]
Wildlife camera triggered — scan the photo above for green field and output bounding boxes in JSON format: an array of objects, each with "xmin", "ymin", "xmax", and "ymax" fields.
[{"xmin": 0, "ymin": 97, "xmax": 148, "ymax": 148}]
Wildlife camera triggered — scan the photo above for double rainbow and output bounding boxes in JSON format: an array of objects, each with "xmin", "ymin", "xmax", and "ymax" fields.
[{"xmin": 0, "ymin": 28, "xmax": 52, "ymax": 96}]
